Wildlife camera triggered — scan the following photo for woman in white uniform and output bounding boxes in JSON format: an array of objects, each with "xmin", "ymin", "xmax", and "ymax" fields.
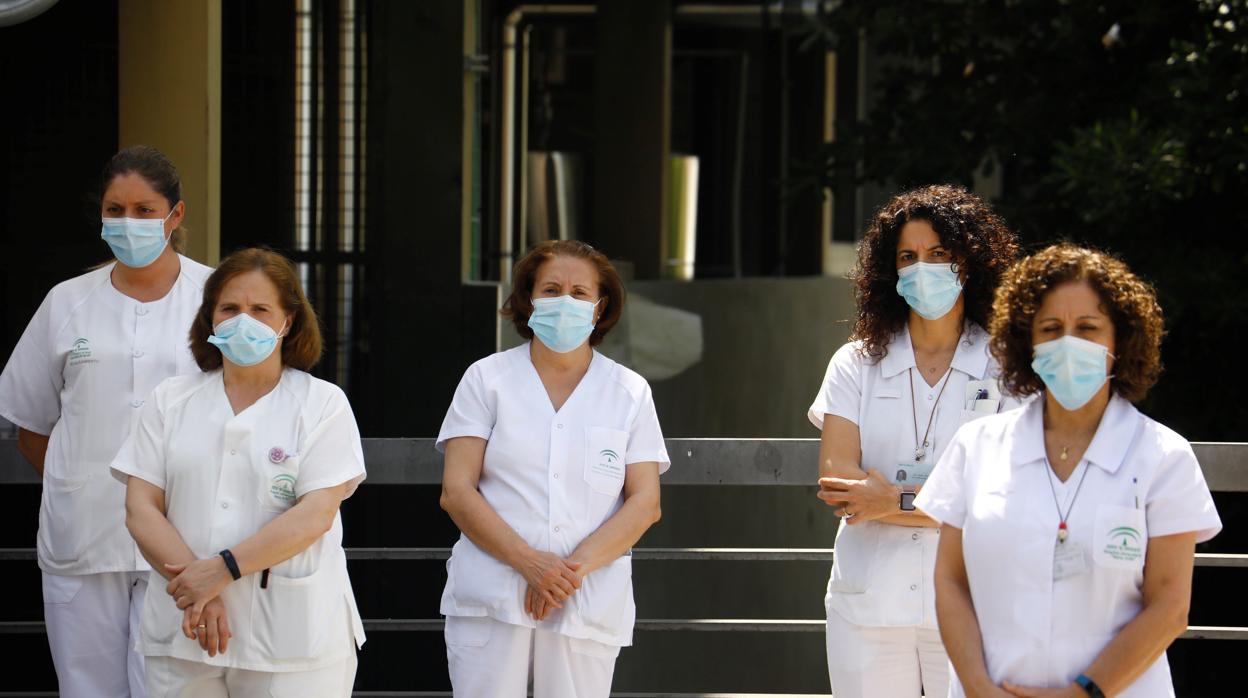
[
  {"xmin": 808, "ymin": 185, "xmax": 1020, "ymax": 697},
  {"xmin": 438, "ymin": 240, "xmax": 668, "ymax": 698},
  {"xmin": 917, "ymin": 244, "xmax": 1221, "ymax": 698},
  {"xmin": 110, "ymin": 248, "xmax": 366, "ymax": 697},
  {"xmin": 0, "ymin": 146, "xmax": 212, "ymax": 698}
]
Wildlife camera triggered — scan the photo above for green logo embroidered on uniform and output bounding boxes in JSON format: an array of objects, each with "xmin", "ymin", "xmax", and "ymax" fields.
[
  {"xmin": 591, "ymin": 448, "xmax": 624, "ymax": 480},
  {"xmin": 269, "ymin": 474, "xmax": 297, "ymax": 503},
  {"xmin": 1102, "ymin": 525, "xmax": 1144, "ymax": 562},
  {"xmin": 68, "ymin": 338, "xmax": 96, "ymax": 365}
]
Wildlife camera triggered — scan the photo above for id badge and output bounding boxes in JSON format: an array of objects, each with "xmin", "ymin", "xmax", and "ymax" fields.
[
  {"xmin": 892, "ymin": 460, "xmax": 934, "ymax": 485},
  {"xmin": 1053, "ymin": 540, "xmax": 1089, "ymax": 581}
]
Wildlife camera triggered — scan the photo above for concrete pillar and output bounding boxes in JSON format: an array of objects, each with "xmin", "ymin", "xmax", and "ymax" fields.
[{"xmin": 117, "ymin": 0, "xmax": 222, "ymax": 266}]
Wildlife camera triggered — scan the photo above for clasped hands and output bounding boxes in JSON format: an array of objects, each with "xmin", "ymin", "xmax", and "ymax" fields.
[
  {"xmin": 519, "ymin": 549, "xmax": 585, "ymax": 622},
  {"xmin": 816, "ymin": 468, "xmax": 900, "ymax": 524},
  {"xmin": 164, "ymin": 556, "xmax": 234, "ymax": 657}
]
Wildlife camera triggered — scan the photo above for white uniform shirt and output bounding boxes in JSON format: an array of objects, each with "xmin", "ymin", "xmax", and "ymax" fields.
[
  {"xmin": 110, "ymin": 369, "xmax": 367, "ymax": 672},
  {"xmin": 916, "ymin": 394, "xmax": 1221, "ymax": 697},
  {"xmin": 807, "ymin": 323, "xmax": 1011, "ymax": 628},
  {"xmin": 436, "ymin": 343, "xmax": 670, "ymax": 647},
  {"xmin": 0, "ymin": 256, "xmax": 212, "ymax": 575}
]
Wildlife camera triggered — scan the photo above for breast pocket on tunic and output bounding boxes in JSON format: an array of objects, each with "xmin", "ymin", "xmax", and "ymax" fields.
[
  {"xmin": 584, "ymin": 427, "xmax": 629, "ymax": 496},
  {"xmin": 1092, "ymin": 504, "xmax": 1147, "ymax": 571},
  {"xmin": 257, "ymin": 454, "xmax": 301, "ymax": 515}
]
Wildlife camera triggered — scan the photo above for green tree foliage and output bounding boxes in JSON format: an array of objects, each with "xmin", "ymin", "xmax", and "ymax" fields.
[{"xmin": 813, "ymin": 0, "xmax": 1248, "ymax": 439}]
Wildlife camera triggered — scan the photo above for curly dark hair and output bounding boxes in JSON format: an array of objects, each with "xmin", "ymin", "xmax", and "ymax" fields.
[
  {"xmin": 852, "ymin": 184, "xmax": 1020, "ymax": 358},
  {"xmin": 989, "ymin": 243, "xmax": 1164, "ymax": 402}
]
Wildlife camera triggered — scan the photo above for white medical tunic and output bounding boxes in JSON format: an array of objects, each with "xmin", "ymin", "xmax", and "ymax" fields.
[
  {"xmin": 436, "ymin": 343, "xmax": 670, "ymax": 647},
  {"xmin": 0, "ymin": 256, "xmax": 212, "ymax": 575},
  {"xmin": 916, "ymin": 394, "xmax": 1221, "ymax": 696},
  {"xmin": 110, "ymin": 368, "xmax": 367, "ymax": 672},
  {"xmin": 807, "ymin": 323, "xmax": 1013, "ymax": 628}
]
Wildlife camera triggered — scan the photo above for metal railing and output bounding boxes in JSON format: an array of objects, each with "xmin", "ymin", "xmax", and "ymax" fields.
[{"xmin": 2, "ymin": 438, "xmax": 1245, "ymax": 696}]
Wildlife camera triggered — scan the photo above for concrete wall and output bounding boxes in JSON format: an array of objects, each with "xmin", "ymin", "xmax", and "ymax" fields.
[{"xmin": 633, "ymin": 276, "xmax": 856, "ymax": 438}]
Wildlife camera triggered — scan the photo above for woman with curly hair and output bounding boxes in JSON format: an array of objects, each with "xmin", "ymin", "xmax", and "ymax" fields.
[
  {"xmin": 916, "ymin": 244, "xmax": 1221, "ymax": 697},
  {"xmin": 808, "ymin": 184, "xmax": 1020, "ymax": 697}
]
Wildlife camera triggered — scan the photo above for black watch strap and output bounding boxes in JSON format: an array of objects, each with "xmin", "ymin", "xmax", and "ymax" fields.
[
  {"xmin": 219, "ymin": 549, "xmax": 242, "ymax": 581},
  {"xmin": 1075, "ymin": 674, "xmax": 1105, "ymax": 698}
]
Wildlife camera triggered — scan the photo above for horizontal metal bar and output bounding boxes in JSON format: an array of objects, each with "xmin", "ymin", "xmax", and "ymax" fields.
[
  {"xmin": 351, "ymin": 694, "xmax": 829, "ymax": 698},
  {"xmin": 1181, "ymin": 626, "xmax": 1248, "ymax": 640},
  {"xmin": 0, "ymin": 694, "xmax": 830, "ymax": 698},
  {"xmin": 3, "ymin": 548, "xmax": 1246, "ymax": 566},
  {"xmin": 3, "ymin": 439, "xmax": 1245, "ymax": 489},
  {"xmin": 3, "ymin": 618, "xmax": 1245, "ymax": 639}
]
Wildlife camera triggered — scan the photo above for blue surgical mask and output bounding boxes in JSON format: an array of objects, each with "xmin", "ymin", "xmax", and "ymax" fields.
[
  {"xmin": 528, "ymin": 295, "xmax": 599, "ymax": 353},
  {"xmin": 100, "ymin": 209, "xmax": 175, "ymax": 268},
  {"xmin": 896, "ymin": 262, "xmax": 964, "ymax": 320},
  {"xmin": 208, "ymin": 313, "xmax": 287, "ymax": 367},
  {"xmin": 1031, "ymin": 335, "xmax": 1114, "ymax": 411}
]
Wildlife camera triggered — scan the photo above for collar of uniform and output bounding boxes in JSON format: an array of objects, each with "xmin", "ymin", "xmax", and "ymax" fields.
[
  {"xmin": 879, "ymin": 326, "xmax": 916, "ymax": 378},
  {"xmin": 1081, "ymin": 394, "xmax": 1141, "ymax": 474},
  {"xmin": 879, "ymin": 322, "xmax": 989, "ymax": 379},
  {"xmin": 950, "ymin": 323, "xmax": 990, "ymax": 379},
  {"xmin": 1011, "ymin": 392, "xmax": 1140, "ymax": 473}
]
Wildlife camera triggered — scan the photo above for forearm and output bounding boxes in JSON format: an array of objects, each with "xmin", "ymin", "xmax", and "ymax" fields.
[
  {"xmin": 226, "ymin": 500, "xmax": 337, "ymax": 577},
  {"xmin": 127, "ymin": 504, "xmax": 197, "ymax": 581},
  {"xmin": 17, "ymin": 429, "xmax": 48, "ymax": 477},
  {"xmin": 936, "ymin": 573, "xmax": 995, "ymax": 696},
  {"xmin": 569, "ymin": 489, "xmax": 661, "ymax": 575},
  {"xmin": 442, "ymin": 486, "xmax": 537, "ymax": 571},
  {"xmin": 875, "ymin": 512, "xmax": 940, "ymax": 528},
  {"xmin": 1080, "ymin": 599, "xmax": 1188, "ymax": 694}
]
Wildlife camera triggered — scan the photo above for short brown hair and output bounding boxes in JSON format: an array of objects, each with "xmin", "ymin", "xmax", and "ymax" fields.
[
  {"xmin": 853, "ymin": 184, "xmax": 1019, "ymax": 359},
  {"xmin": 989, "ymin": 243, "xmax": 1164, "ymax": 402},
  {"xmin": 501, "ymin": 240, "xmax": 626, "ymax": 346},
  {"xmin": 190, "ymin": 248, "xmax": 323, "ymax": 371}
]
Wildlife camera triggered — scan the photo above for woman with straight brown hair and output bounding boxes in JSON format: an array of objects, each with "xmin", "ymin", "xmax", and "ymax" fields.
[
  {"xmin": 438, "ymin": 240, "xmax": 668, "ymax": 697},
  {"xmin": 112, "ymin": 247, "xmax": 366, "ymax": 697}
]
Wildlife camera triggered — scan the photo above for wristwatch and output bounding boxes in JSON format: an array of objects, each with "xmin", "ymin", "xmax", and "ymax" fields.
[{"xmin": 899, "ymin": 485, "xmax": 917, "ymax": 512}]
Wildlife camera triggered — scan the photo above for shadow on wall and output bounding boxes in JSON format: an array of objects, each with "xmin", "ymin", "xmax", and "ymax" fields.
[{"xmin": 501, "ymin": 276, "xmax": 857, "ymax": 438}]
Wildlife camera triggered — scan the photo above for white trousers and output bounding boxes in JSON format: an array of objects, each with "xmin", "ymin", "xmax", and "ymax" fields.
[
  {"xmin": 826, "ymin": 607, "xmax": 950, "ymax": 698},
  {"xmin": 43, "ymin": 570, "xmax": 148, "ymax": 698},
  {"xmin": 444, "ymin": 615, "xmax": 620, "ymax": 698},
  {"xmin": 145, "ymin": 653, "xmax": 358, "ymax": 698}
]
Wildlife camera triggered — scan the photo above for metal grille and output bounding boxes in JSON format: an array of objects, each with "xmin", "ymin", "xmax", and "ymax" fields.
[{"xmin": 292, "ymin": 0, "xmax": 368, "ymax": 391}]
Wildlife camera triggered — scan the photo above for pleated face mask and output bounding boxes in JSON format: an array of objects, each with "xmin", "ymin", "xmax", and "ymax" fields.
[
  {"xmin": 208, "ymin": 313, "xmax": 288, "ymax": 367},
  {"xmin": 528, "ymin": 295, "xmax": 599, "ymax": 353},
  {"xmin": 896, "ymin": 261, "xmax": 964, "ymax": 320},
  {"xmin": 1031, "ymin": 335, "xmax": 1114, "ymax": 410},
  {"xmin": 100, "ymin": 209, "xmax": 175, "ymax": 268}
]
